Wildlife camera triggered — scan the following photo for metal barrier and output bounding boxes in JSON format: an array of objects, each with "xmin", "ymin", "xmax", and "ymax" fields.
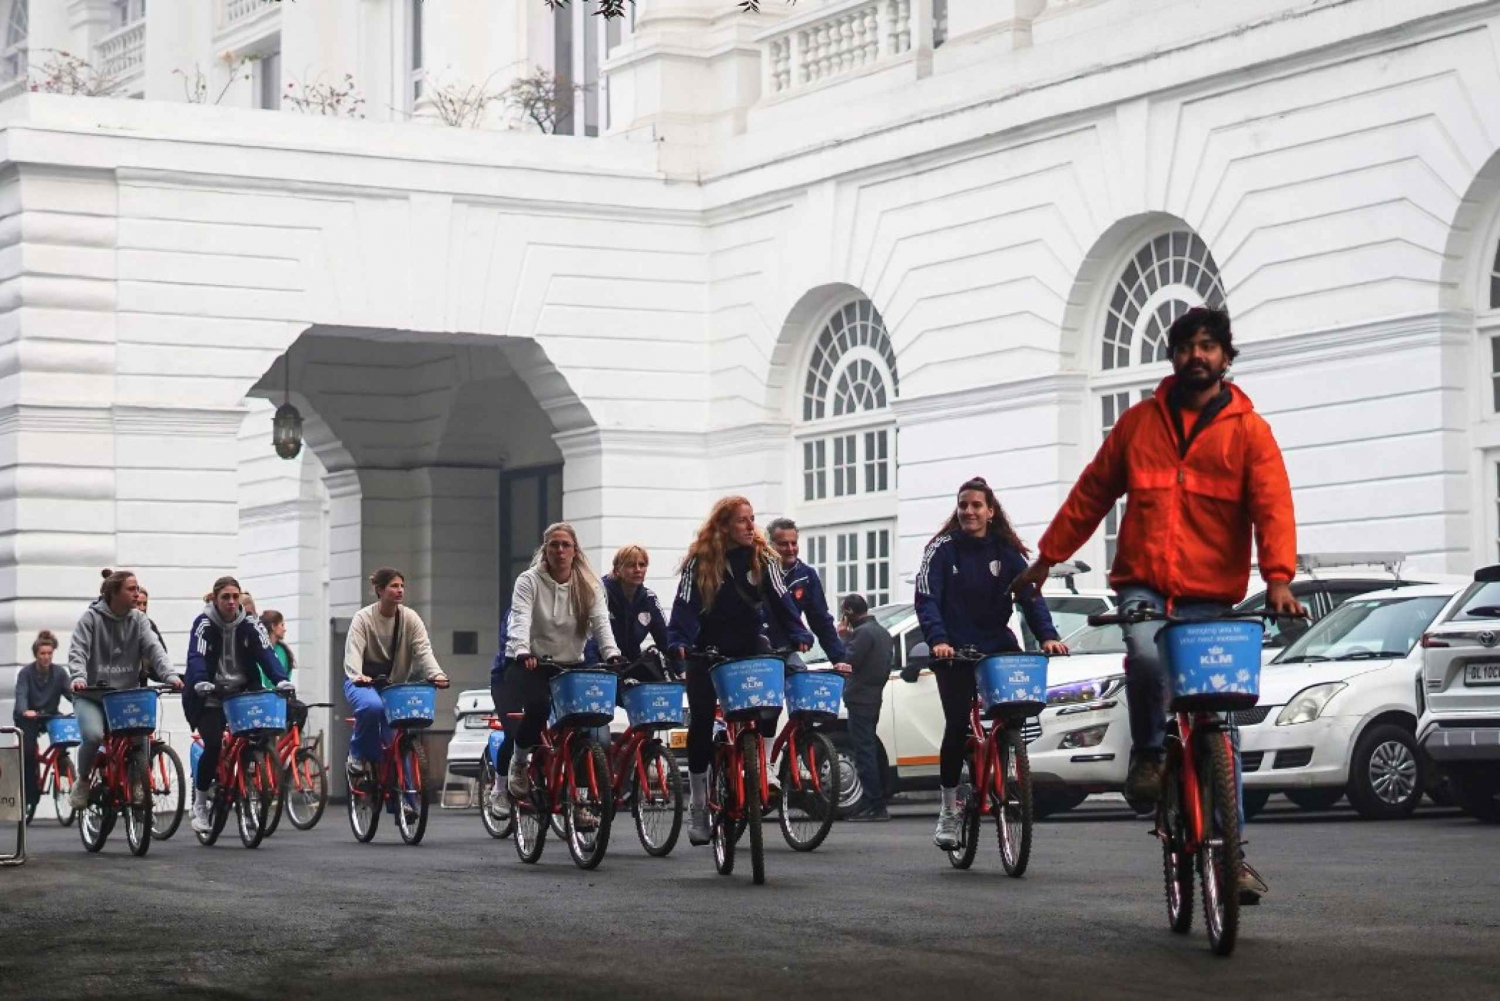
[{"xmin": 0, "ymin": 725, "xmax": 26, "ymax": 866}]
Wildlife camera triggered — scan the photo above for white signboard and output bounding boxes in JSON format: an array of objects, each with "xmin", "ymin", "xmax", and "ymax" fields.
[{"xmin": 0, "ymin": 737, "xmax": 21, "ymax": 823}]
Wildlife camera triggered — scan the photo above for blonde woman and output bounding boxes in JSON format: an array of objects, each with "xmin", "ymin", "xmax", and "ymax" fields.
[
  {"xmin": 665, "ymin": 496, "xmax": 813, "ymax": 845},
  {"xmin": 501, "ymin": 523, "xmax": 623, "ymax": 796}
]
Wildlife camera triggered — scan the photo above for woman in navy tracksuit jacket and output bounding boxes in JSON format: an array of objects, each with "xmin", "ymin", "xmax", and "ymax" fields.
[
  {"xmin": 915, "ymin": 477, "xmax": 1068, "ymax": 850},
  {"xmin": 667, "ymin": 496, "xmax": 813, "ymax": 845}
]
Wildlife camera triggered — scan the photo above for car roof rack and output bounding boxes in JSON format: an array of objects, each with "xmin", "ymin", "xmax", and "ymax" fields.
[
  {"xmin": 1295, "ymin": 552, "xmax": 1406, "ymax": 578},
  {"xmin": 1049, "ymin": 560, "xmax": 1091, "ymax": 595}
]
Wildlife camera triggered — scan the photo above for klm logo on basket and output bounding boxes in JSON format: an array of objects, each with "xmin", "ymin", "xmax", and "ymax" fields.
[
  {"xmin": 814, "ymin": 685, "xmax": 832, "ymax": 698},
  {"xmin": 652, "ymin": 696, "xmax": 671, "ymax": 708},
  {"xmin": 1200, "ymin": 645, "xmax": 1235, "ymax": 668},
  {"xmin": 741, "ymin": 676, "xmax": 765, "ymax": 691},
  {"xmin": 1007, "ymin": 670, "xmax": 1032, "ymax": 684},
  {"xmin": 585, "ymin": 685, "xmax": 605, "ymax": 698}
]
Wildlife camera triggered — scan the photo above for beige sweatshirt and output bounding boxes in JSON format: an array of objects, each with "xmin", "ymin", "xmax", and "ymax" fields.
[
  {"xmin": 505, "ymin": 565, "xmax": 620, "ymax": 664},
  {"xmin": 343, "ymin": 604, "xmax": 444, "ymax": 683}
]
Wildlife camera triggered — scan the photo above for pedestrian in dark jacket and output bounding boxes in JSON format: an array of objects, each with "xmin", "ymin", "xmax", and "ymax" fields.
[
  {"xmin": 839, "ymin": 595, "xmax": 893, "ymax": 822},
  {"xmin": 915, "ymin": 477, "xmax": 1069, "ymax": 851},
  {"xmin": 13, "ymin": 630, "xmax": 69, "ymax": 813},
  {"xmin": 766, "ymin": 518, "xmax": 848, "ymax": 665}
]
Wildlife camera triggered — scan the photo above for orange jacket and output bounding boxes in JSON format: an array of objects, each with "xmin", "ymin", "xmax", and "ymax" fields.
[{"xmin": 1038, "ymin": 377, "xmax": 1296, "ymax": 604}]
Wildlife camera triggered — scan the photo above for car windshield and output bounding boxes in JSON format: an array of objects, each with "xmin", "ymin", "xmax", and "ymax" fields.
[
  {"xmin": 1277, "ymin": 595, "xmax": 1449, "ymax": 663},
  {"xmin": 1447, "ymin": 582, "xmax": 1500, "ymax": 622},
  {"xmin": 1057, "ymin": 622, "xmax": 1127, "ymax": 655},
  {"xmin": 1041, "ymin": 597, "xmax": 1109, "ymax": 645},
  {"xmin": 803, "ymin": 603, "xmax": 913, "ymax": 665}
]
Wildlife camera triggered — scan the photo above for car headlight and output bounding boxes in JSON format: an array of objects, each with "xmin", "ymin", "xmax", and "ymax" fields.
[
  {"xmin": 1059, "ymin": 723, "xmax": 1109, "ymax": 749},
  {"xmin": 1276, "ymin": 682, "xmax": 1347, "ymax": 726},
  {"xmin": 1046, "ymin": 675, "xmax": 1126, "ymax": 706}
]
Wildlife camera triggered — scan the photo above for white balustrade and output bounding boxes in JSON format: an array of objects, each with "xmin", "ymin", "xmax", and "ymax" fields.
[
  {"xmin": 761, "ymin": 0, "xmax": 935, "ymax": 97},
  {"xmin": 220, "ymin": 0, "xmax": 277, "ymax": 33},
  {"xmin": 96, "ymin": 19, "xmax": 146, "ymax": 84}
]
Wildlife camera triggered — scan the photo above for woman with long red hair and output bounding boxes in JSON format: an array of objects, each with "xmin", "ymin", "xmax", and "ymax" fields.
[{"xmin": 667, "ymin": 496, "xmax": 813, "ymax": 847}]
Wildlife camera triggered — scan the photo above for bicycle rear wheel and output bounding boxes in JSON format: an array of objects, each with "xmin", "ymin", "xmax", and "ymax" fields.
[
  {"xmin": 1199, "ymin": 730, "xmax": 1241, "ymax": 956},
  {"xmin": 52, "ymin": 754, "xmax": 78, "ymax": 827},
  {"xmin": 285, "ymin": 749, "xmax": 329, "ymax": 831},
  {"xmin": 947, "ymin": 756, "xmax": 981, "ymax": 870},
  {"xmin": 741, "ymin": 731, "xmax": 766, "ymax": 885},
  {"xmin": 236, "ymin": 746, "xmax": 275, "ymax": 849},
  {"xmin": 710, "ymin": 738, "xmax": 736, "ymax": 876},
  {"xmin": 632, "ymin": 740, "xmax": 682, "ymax": 857},
  {"xmin": 346, "ymin": 761, "xmax": 381, "ymax": 843},
  {"xmin": 123, "ymin": 750, "xmax": 153, "ymax": 857},
  {"xmin": 565, "ymin": 739, "xmax": 613, "ymax": 869},
  {"xmin": 995, "ymin": 727, "xmax": 1033, "ymax": 878},
  {"xmin": 478, "ymin": 755, "xmax": 514, "ymax": 839},
  {"xmin": 394, "ymin": 735, "xmax": 429, "ymax": 846},
  {"xmin": 1159, "ymin": 744, "xmax": 1194, "ymax": 934},
  {"xmin": 779, "ymin": 730, "xmax": 838, "ymax": 852},
  {"xmin": 150, "ymin": 743, "xmax": 185, "ymax": 841}
]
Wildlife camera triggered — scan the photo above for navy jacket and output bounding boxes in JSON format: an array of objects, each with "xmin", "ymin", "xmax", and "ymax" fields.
[
  {"xmin": 585, "ymin": 575, "xmax": 668, "ymax": 663},
  {"xmin": 183, "ymin": 613, "xmax": 288, "ymax": 726},
  {"xmin": 915, "ymin": 532, "xmax": 1059, "ymax": 655},
  {"xmin": 771, "ymin": 559, "xmax": 847, "ymax": 663},
  {"xmin": 667, "ymin": 546, "xmax": 813, "ymax": 659},
  {"xmin": 490, "ymin": 607, "xmax": 513, "ymax": 686}
]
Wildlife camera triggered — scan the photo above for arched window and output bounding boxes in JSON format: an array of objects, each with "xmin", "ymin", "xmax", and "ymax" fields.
[
  {"xmin": 793, "ymin": 298, "xmax": 899, "ymax": 608},
  {"xmin": 1093, "ymin": 228, "xmax": 1227, "ymax": 564},
  {"xmin": 3, "ymin": 0, "xmax": 27, "ymax": 81}
]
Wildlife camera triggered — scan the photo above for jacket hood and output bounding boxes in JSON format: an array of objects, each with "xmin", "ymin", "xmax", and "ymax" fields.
[
  {"xmin": 1153, "ymin": 376, "xmax": 1254, "ymax": 417},
  {"xmin": 88, "ymin": 596, "xmax": 131, "ymax": 622},
  {"xmin": 206, "ymin": 601, "xmax": 246, "ymax": 630}
]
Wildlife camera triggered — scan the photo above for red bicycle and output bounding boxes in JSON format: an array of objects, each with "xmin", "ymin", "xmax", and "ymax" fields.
[
  {"xmin": 24, "ymin": 713, "xmax": 80, "ymax": 827},
  {"xmin": 266, "ymin": 700, "xmax": 332, "ymax": 836},
  {"xmin": 508, "ymin": 661, "xmax": 616, "ymax": 870},
  {"xmin": 147, "ymin": 735, "xmax": 186, "ymax": 841},
  {"xmin": 76, "ymin": 686, "xmax": 166, "ymax": 857},
  {"xmin": 194, "ymin": 687, "xmax": 286, "ymax": 849},
  {"xmin": 769, "ymin": 666, "xmax": 843, "ymax": 852},
  {"xmin": 609, "ymin": 661, "xmax": 686, "ymax": 857},
  {"xmin": 347, "ymin": 681, "xmax": 436, "ymax": 846}
]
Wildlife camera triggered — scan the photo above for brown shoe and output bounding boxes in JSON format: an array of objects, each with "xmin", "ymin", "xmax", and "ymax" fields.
[
  {"xmin": 1237, "ymin": 860, "xmax": 1268, "ymax": 905},
  {"xmin": 1124, "ymin": 755, "xmax": 1166, "ymax": 804}
]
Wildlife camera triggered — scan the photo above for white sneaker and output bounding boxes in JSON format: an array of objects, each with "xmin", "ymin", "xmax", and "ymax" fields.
[
  {"xmin": 688, "ymin": 805, "xmax": 711, "ymax": 846},
  {"xmin": 507, "ymin": 755, "xmax": 531, "ymax": 798},
  {"xmin": 933, "ymin": 807, "xmax": 961, "ymax": 850},
  {"xmin": 190, "ymin": 795, "xmax": 212, "ymax": 834},
  {"xmin": 68, "ymin": 781, "xmax": 90, "ymax": 812},
  {"xmin": 345, "ymin": 755, "xmax": 368, "ymax": 784}
]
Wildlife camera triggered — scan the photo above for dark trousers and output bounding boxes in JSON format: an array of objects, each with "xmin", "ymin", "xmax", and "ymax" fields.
[
  {"xmin": 847, "ymin": 707, "xmax": 884, "ymax": 811},
  {"xmin": 18, "ymin": 719, "xmax": 43, "ymax": 806},
  {"xmin": 490, "ymin": 680, "xmax": 516, "ymax": 774},
  {"xmin": 685, "ymin": 659, "xmax": 774, "ymax": 774},
  {"xmin": 501, "ymin": 660, "xmax": 559, "ymax": 750},
  {"xmin": 933, "ymin": 663, "xmax": 978, "ymax": 787},
  {"xmin": 195, "ymin": 707, "xmax": 227, "ymax": 792}
]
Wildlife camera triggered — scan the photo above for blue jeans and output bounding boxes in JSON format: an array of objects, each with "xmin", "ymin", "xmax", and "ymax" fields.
[
  {"xmin": 1115, "ymin": 586, "xmax": 1247, "ymax": 833},
  {"xmin": 847, "ymin": 709, "xmax": 884, "ymax": 812},
  {"xmin": 344, "ymin": 679, "xmax": 388, "ymax": 764}
]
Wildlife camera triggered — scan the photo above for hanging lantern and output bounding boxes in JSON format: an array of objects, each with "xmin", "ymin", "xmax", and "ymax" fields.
[{"xmin": 272, "ymin": 345, "xmax": 303, "ymax": 459}]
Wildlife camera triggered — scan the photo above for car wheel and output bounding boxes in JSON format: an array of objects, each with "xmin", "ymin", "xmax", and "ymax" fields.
[
  {"xmin": 1032, "ymin": 787, "xmax": 1087, "ymax": 819},
  {"xmin": 1285, "ymin": 788, "xmax": 1344, "ymax": 811},
  {"xmin": 1450, "ymin": 767, "xmax": 1500, "ymax": 824},
  {"xmin": 829, "ymin": 735, "xmax": 866, "ymax": 818},
  {"xmin": 1347, "ymin": 724, "xmax": 1424, "ymax": 820},
  {"xmin": 1242, "ymin": 789, "xmax": 1270, "ymax": 821}
]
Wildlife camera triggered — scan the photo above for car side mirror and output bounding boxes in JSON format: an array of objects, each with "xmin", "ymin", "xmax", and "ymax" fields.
[{"xmin": 903, "ymin": 643, "xmax": 931, "ymax": 682}]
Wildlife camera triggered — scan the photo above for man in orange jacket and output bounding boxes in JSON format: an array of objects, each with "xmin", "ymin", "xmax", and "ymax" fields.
[{"xmin": 1014, "ymin": 306, "xmax": 1305, "ymax": 904}]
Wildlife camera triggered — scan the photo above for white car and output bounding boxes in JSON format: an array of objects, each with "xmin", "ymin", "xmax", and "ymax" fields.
[
  {"xmin": 1239, "ymin": 582, "xmax": 1464, "ymax": 819},
  {"xmin": 1416, "ymin": 565, "xmax": 1500, "ymax": 823}
]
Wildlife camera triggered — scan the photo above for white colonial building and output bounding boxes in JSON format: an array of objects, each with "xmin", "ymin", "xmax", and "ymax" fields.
[{"xmin": 1, "ymin": 0, "xmax": 1498, "ymax": 738}]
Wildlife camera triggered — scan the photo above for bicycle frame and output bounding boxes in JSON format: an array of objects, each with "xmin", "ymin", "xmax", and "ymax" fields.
[
  {"xmin": 90, "ymin": 731, "xmax": 144, "ymax": 810},
  {"xmin": 205, "ymin": 728, "xmax": 276, "ymax": 804},
  {"xmin": 964, "ymin": 699, "xmax": 1008, "ymax": 818},
  {"xmin": 709, "ymin": 711, "xmax": 771, "ymax": 822},
  {"xmin": 607, "ymin": 726, "xmax": 658, "ymax": 800},
  {"xmin": 768, "ymin": 716, "xmax": 830, "ymax": 801},
  {"xmin": 1171, "ymin": 710, "xmax": 1236, "ymax": 854}
]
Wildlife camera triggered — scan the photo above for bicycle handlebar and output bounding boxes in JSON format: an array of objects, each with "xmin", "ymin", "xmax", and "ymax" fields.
[{"xmin": 1087, "ymin": 608, "xmax": 1306, "ymax": 628}]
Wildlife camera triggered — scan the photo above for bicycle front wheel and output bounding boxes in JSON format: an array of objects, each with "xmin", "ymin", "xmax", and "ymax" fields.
[
  {"xmin": 947, "ymin": 755, "xmax": 981, "ymax": 870},
  {"xmin": 123, "ymin": 750, "xmax": 154, "ymax": 857},
  {"xmin": 1198, "ymin": 730, "xmax": 1241, "ymax": 956},
  {"xmin": 394, "ymin": 736, "xmax": 429, "ymax": 846},
  {"xmin": 52, "ymin": 753, "xmax": 78, "ymax": 827},
  {"xmin": 779, "ymin": 730, "xmax": 838, "ymax": 852},
  {"xmin": 741, "ymin": 731, "xmax": 766, "ymax": 885},
  {"xmin": 564, "ymin": 739, "xmax": 613, "ymax": 870},
  {"xmin": 512, "ymin": 748, "xmax": 548, "ymax": 864},
  {"xmin": 236, "ymin": 746, "xmax": 275, "ymax": 849},
  {"xmin": 995, "ymin": 726, "xmax": 1033, "ymax": 877},
  {"xmin": 710, "ymin": 736, "xmax": 736, "ymax": 876},
  {"xmin": 347, "ymin": 761, "xmax": 381, "ymax": 843},
  {"xmin": 78, "ymin": 773, "xmax": 114, "ymax": 854},
  {"xmin": 632, "ymin": 740, "xmax": 682, "ymax": 857},
  {"xmin": 150, "ymin": 743, "xmax": 185, "ymax": 841},
  {"xmin": 286, "ymin": 749, "xmax": 329, "ymax": 831}
]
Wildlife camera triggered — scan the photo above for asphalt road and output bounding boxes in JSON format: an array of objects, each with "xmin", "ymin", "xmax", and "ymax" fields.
[{"xmin": 2, "ymin": 795, "xmax": 1495, "ymax": 1001}]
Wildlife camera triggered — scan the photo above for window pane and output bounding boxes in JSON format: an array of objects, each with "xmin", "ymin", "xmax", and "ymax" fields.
[{"xmin": 1492, "ymin": 336, "xmax": 1500, "ymax": 413}]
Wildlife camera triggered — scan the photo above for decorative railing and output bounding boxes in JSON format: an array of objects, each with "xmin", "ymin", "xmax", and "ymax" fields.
[
  {"xmin": 219, "ymin": 0, "xmax": 278, "ymax": 33},
  {"xmin": 96, "ymin": 20, "xmax": 146, "ymax": 84},
  {"xmin": 763, "ymin": 0, "xmax": 937, "ymax": 96}
]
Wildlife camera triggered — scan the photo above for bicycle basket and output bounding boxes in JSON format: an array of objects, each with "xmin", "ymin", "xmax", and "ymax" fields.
[
  {"xmin": 549, "ymin": 671, "xmax": 619, "ymax": 729},
  {"xmin": 102, "ymin": 688, "xmax": 158, "ymax": 736},
  {"xmin": 46, "ymin": 715, "xmax": 82, "ymax": 747},
  {"xmin": 1161, "ymin": 619, "xmax": 1262, "ymax": 712},
  {"xmin": 975, "ymin": 654, "xmax": 1048, "ymax": 720},
  {"xmin": 785, "ymin": 671, "xmax": 844, "ymax": 722},
  {"xmin": 223, "ymin": 690, "xmax": 287, "ymax": 736},
  {"xmin": 380, "ymin": 683, "xmax": 437, "ymax": 729},
  {"xmin": 622, "ymin": 681, "xmax": 686, "ymax": 730},
  {"xmin": 709, "ymin": 656, "xmax": 785, "ymax": 722}
]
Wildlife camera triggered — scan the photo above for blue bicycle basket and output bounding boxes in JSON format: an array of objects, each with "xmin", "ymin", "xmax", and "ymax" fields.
[
  {"xmin": 381, "ymin": 683, "xmax": 437, "ymax": 729},
  {"xmin": 549, "ymin": 671, "xmax": 618, "ymax": 729},
  {"xmin": 709, "ymin": 656, "xmax": 785, "ymax": 722},
  {"xmin": 975, "ymin": 654, "xmax": 1048, "ymax": 720},
  {"xmin": 785, "ymin": 671, "xmax": 844, "ymax": 721},
  {"xmin": 223, "ymin": 691, "xmax": 287, "ymax": 736},
  {"xmin": 101, "ymin": 689, "xmax": 157, "ymax": 735},
  {"xmin": 1161, "ymin": 619, "xmax": 1263, "ymax": 712},
  {"xmin": 622, "ymin": 682, "xmax": 686, "ymax": 730},
  {"xmin": 47, "ymin": 715, "xmax": 81, "ymax": 747}
]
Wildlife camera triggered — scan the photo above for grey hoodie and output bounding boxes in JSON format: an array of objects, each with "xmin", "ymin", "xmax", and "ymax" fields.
[
  {"xmin": 67, "ymin": 597, "xmax": 177, "ymax": 690},
  {"xmin": 205, "ymin": 601, "xmax": 251, "ymax": 691}
]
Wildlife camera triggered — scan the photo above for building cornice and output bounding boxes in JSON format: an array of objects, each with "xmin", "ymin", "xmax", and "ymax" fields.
[
  {"xmin": 1234, "ymin": 310, "xmax": 1473, "ymax": 373},
  {"xmin": 894, "ymin": 373, "xmax": 1088, "ymax": 427}
]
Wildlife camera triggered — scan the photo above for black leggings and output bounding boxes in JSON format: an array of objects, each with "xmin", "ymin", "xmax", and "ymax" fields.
[
  {"xmin": 934, "ymin": 663, "xmax": 977, "ymax": 787},
  {"xmin": 490, "ymin": 680, "xmax": 516, "ymax": 774},
  {"xmin": 196, "ymin": 706, "xmax": 227, "ymax": 792},
  {"xmin": 501, "ymin": 660, "xmax": 559, "ymax": 750},
  {"xmin": 685, "ymin": 659, "xmax": 775, "ymax": 774}
]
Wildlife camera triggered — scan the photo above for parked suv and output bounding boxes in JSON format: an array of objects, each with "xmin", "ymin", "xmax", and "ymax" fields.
[{"xmin": 1417, "ymin": 565, "xmax": 1500, "ymax": 823}]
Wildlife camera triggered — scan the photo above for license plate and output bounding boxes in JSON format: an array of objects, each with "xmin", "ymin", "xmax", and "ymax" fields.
[
  {"xmin": 669, "ymin": 730, "xmax": 688, "ymax": 749},
  {"xmin": 1464, "ymin": 661, "xmax": 1500, "ymax": 686}
]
